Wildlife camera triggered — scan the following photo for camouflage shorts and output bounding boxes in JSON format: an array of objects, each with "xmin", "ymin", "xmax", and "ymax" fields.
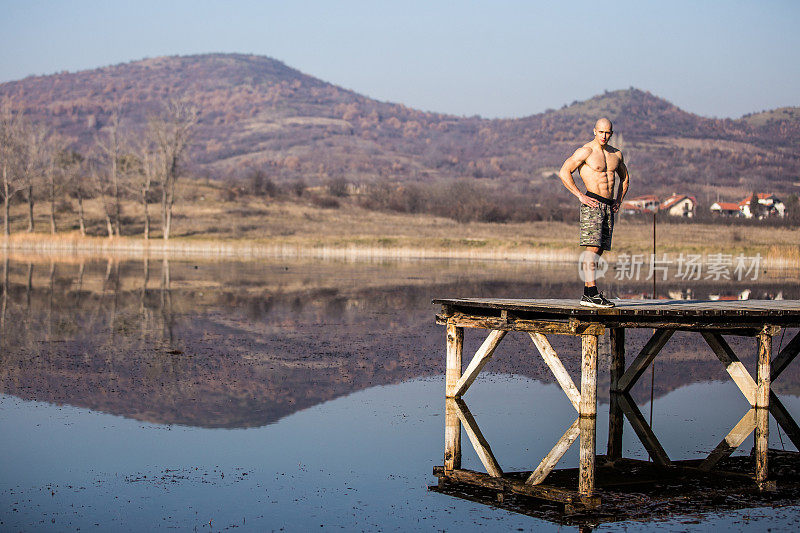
[{"xmin": 579, "ymin": 203, "xmax": 614, "ymax": 251}]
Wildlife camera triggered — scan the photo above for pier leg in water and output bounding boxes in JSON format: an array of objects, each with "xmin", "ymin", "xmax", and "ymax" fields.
[
  {"xmin": 756, "ymin": 327, "xmax": 772, "ymax": 490},
  {"xmin": 444, "ymin": 324, "xmax": 464, "ymax": 472},
  {"xmin": 608, "ymin": 328, "xmax": 625, "ymax": 460},
  {"xmin": 444, "ymin": 399, "xmax": 461, "ymax": 471},
  {"xmin": 579, "ymin": 334, "xmax": 598, "ymax": 496},
  {"xmin": 445, "ymin": 323, "xmax": 463, "ymax": 398}
]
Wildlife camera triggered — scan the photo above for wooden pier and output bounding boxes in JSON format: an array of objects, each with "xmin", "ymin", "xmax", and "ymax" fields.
[{"xmin": 432, "ymin": 298, "xmax": 800, "ymax": 512}]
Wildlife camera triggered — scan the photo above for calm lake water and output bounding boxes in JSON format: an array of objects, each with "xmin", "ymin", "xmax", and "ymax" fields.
[{"xmin": 1, "ymin": 256, "xmax": 799, "ymax": 531}]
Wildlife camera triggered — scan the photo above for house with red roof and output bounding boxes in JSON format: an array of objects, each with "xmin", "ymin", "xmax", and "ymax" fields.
[
  {"xmin": 737, "ymin": 193, "xmax": 786, "ymax": 218},
  {"xmin": 659, "ymin": 193, "xmax": 697, "ymax": 218},
  {"xmin": 709, "ymin": 201, "xmax": 742, "ymax": 217},
  {"xmin": 621, "ymin": 195, "xmax": 659, "ymax": 214}
]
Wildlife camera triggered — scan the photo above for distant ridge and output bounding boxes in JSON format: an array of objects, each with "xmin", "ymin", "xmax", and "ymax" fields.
[{"xmin": 1, "ymin": 53, "xmax": 798, "ymax": 197}]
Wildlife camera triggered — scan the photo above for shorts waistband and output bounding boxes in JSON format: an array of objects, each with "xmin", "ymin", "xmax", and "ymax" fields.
[{"xmin": 586, "ymin": 191, "xmax": 615, "ymax": 206}]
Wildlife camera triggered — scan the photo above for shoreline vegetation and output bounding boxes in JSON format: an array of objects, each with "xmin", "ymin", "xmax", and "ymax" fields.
[{"xmin": 1, "ymin": 196, "xmax": 798, "ymax": 270}]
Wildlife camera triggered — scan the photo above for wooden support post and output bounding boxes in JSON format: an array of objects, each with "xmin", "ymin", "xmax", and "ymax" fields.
[
  {"xmin": 452, "ymin": 399, "xmax": 503, "ymax": 477},
  {"xmin": 444, "ymin": 399, "xmax": 461, "ymax": 471},
  {"xmin": 529, "ymin": 332, "xmax": 581, "ymax": 412},
  {"xmin": 771, "ymin": 330, "xmax": 800, "ymax": 382},
  {"xmin": 527, "ymin": 418, "xmax": 580, "ymax": 485},
  {"xmin": 699, "ymin": 409, "xmax": 756, "ymax": 471},
  {"xmin": 578, "ymin": 334, "xmax": 598, "ymax": 497},
  {"xmin": 616, "ymin": 329, "xmax": 674, "ymax": 393},
  {"xmin": 702, "ymin": 332, "xmax": 757, "ymax": 406},
  {"xmin": 607, "ymin": 328, "xmax": 625, "ymax": 460},
  {"xmin": 445, "ymin": 323, "xmax": 464, "ymax": 398},
  {"xmin": 755, "ymin": 328, "xmax": 772, "ymax": 490},
  {"xmin": 616, "ymin": 392, "xmax": 672, "ymax": 466},
  {"xmin": 452, "ymin": 329, "xmax": 507, "ymax": 397}
]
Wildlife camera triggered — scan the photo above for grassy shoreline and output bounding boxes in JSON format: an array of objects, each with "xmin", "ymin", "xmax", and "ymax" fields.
[
  {"xmin": 2, "ymin": 230, "xmax": 798, "ymax": 270},
  {"xmin": 3, "ymin": 194, "xmax": 798, "ymax": 267}
]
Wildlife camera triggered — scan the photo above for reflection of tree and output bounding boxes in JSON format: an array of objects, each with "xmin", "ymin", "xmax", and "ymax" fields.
[
  {"xmin": 0, "ymin": 259, "xmax": 797, "ymax": 429},
  {"xmin": 160, "ymin": 258, "xmax": 174, "ymax": 344}
]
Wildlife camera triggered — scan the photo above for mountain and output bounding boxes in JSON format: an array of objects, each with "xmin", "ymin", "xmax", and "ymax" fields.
[{"xmin": 2, "ymin": 53, "xmax": 799, "ymax": 199}]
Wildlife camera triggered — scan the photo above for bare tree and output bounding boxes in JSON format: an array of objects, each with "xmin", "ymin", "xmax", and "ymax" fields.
[
  {"xmin": 88, "ymin": 158, "xmax": 115, "ymax": 239},
  {"xmin": 0, "ymin": 106, "xmax": 27, "ymax": 235},
  {"xmin": 22, "ymin": 123, "xmax": 50, "ymax": 233},
  {"xmin": 59, "ymin": 149, "xmax": 85, "ymax": 235},
  {"xmin": 132, "ymin": 141, "xmax": 158, "ymax": 240},
  {"xmin": 95, "ymin": 112, "xmax": 125, "ymax": 237},
  {"xmin": 45, "ymin": 136, "xmax": 69, "ymax": 234},
  {"xmin": 148, "ymin": 100, "xmax": 198, "ymax": 241}
]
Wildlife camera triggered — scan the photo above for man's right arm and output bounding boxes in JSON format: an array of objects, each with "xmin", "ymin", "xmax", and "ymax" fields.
[{"xmin": 558, "ymin": 147, "xmax": 598, "ymax": 207}]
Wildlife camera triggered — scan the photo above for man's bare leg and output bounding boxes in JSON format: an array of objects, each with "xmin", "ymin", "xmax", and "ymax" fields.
[
  {"xmin": 583, "ymin": 246, "xmax": 602, "ymax": 289},
  {"xmin": 581, "ymin": 246, "xmax": 613, "ymax": 307}
]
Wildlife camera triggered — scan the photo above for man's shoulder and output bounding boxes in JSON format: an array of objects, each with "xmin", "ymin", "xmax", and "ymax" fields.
[
  {"xmin": 574, "ymin": 144, "xmax": 593, "ymax": 157},
  {"xmin": 606, "ymin": 144, "xmax": 623, "ymax": 157}
]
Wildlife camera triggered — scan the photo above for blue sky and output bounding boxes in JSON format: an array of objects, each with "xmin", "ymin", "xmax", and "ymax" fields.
[{"xmin": 1, "ymin": 0, "xmax": 797, "ymax": 119}]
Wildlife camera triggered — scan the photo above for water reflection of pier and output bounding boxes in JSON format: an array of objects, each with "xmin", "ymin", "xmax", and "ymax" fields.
[{"xmin": 432, "ymin": 298, "xmax": 800, "ymax": 514}]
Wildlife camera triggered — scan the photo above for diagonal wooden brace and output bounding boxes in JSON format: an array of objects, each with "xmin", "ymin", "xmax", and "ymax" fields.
[
  {"xmin": 616, "ymin": 329, "xmax": 675, "ymax": 393},
  {"xmin": 770, "ymin": 392, "xmax": 800, "ymax": 450},
  {"xmin": 616, "ymin": 392, "xmax": 672, "ymax": 466},
  {"xmin": 701, "ymin": 332, "xmax": 757, "ymax": 406},
  {"xmin": 451, "ymin": 330, "xmax": 507, "ymax": 397},
  {"xmin": 528, "ymin": 332, "xmax": 581, "ymax": 411},
  {"xmin": 452, "ymin": 398, "xmax": 503, "ymax": 478},
  {"xmin": 526, "ymin": 418, "xmax": 580, "ymax": 485},
  {"xmin": 771, "ymin": 330, "xmax": 800, "ymax": 382},
  {"xmin": 699, "ymin": 409, "xmax": 756, "ymax": 471}
]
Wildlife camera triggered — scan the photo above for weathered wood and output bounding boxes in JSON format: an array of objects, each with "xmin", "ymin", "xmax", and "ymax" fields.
[
  {"xmin": 579, "ymin": 334, "xmax": 598, "ymax": 496},
  {"xmin": 436, "ymin": 313, "xmax": 604, "ymax": 336},
  {"xmin": 527, "ymin": 418, "xmax": 580, "ymax": 485},
  {"xmin": 452, "ymin": 329, "xmax": 507, "ymax": 397},
  {"xmin": 452, "ymin": 399, "xmax": 503, "ymax": 478},
  {"xmin": 445, "ymin": 323, "xmax": 463, "ymax": 398},
  {"xmin": 432, "ymin": 467, "xmax": 601, "ymax": 508},
  {"xmin": 755, "ymin": 330, "xmax": 771, "ymax": 489},
  {"xmin": 528, "ymin": 332, "xmax": 581, "ymax": 412},
  {"xmin": 579, "ymin": 415, "xmax": 597, "ymax": 496},
  {"xmin": 770, "ymin": 392, "xmax": 800, "ymax": 450},
  {"xmin": 444, "ymin": 399, "xmax": 461, "ymax": 471},
  {"xmin": 435, "ymin": 298, "xmax": 800, "ymax": 500},
  {"xmin": 599, "ymin": 322, "xmax": 763, "ymax": 333},
  {"xmin": 432, "ymin": 298, "xmax": 800, "ymax": 327},
  {"xmin": 607, "ymin": 328, "xmax": 625, "ymax": 460},
  {"xmin": 616, "ymin": 329, "xmax": 675, "ymax": 393},
  {"xmin": 702, "ymin": 332, "xmax": 758, "ymax": 406},
  {"xmin": 771, "ymin": 330, "xmax": 800, "ymax": 382},
  {"xmin": 699, "ymin": 409, "xmax": 756, "ymax": 471},
  {"xmin": 616, "ymin": 392, "xmax": 672, "ymax": 466},
  {"xmin": 755, "ymin": 405, "xmax": 770, "ymax": 489},
  {"xmin": 437, "ymin": 314, "xmax": 770, "ymax": 335}
]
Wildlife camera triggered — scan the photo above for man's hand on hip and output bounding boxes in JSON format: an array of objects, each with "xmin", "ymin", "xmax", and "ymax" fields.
[{"xmin": 579, "ymin": 193, "xmax": 599, "ymax": 208}]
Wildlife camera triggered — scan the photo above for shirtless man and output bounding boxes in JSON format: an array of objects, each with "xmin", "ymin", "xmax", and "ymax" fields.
[{"xmin": 558, "ymin": 118, "xmax": 630, "ymax": 308}]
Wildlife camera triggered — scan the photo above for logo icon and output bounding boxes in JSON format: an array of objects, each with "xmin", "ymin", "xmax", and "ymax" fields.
[{"xmin": 578, "ymin": 251, "xmax": 609, "ymax": 282}]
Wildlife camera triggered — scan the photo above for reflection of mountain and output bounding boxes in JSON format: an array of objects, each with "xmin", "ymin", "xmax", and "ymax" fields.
[{"xmin": 1, "ymin": 258, "xmax": 798, "ymax": 428}]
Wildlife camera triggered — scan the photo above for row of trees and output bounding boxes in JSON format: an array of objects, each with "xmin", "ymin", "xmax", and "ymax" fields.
[{"xmin": 0, "ymin": 100, "xmax": 198, "ymax": 239}]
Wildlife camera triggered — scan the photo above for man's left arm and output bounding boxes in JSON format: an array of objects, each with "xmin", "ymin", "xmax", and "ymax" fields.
[{"xmin": 613, "ymin": 154, "xmax": 630, "ymax": 213}]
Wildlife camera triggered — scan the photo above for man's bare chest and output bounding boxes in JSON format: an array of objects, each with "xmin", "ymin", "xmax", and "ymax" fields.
[{"xmin": 584, "ymin": 151, "xmax": 619, "ymax": 173}]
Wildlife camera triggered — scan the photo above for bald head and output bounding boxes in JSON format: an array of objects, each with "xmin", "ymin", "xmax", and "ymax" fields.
[{"xmin": 595, "ymin": 118, "xmax": 612, "ymax": 131}]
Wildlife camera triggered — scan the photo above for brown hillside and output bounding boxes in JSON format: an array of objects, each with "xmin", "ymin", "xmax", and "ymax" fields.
[{"xmin": 1, "ymin": 53, "xmax": 798, "ymax": 200}]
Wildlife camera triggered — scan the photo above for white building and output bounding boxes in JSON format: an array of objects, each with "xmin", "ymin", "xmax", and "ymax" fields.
[
  {"xmin": 660, "ymin": 194, "xmax": 696, "ymax": 217},
  {"xmin": 737, "ymin": 193, "xmax": 786, "ymax": 218}
]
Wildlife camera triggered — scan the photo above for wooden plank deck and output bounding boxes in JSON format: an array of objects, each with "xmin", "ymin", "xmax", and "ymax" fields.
[{"xmin": 434, "ymin": 298, "xmax": 800, "ymax": 328}]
